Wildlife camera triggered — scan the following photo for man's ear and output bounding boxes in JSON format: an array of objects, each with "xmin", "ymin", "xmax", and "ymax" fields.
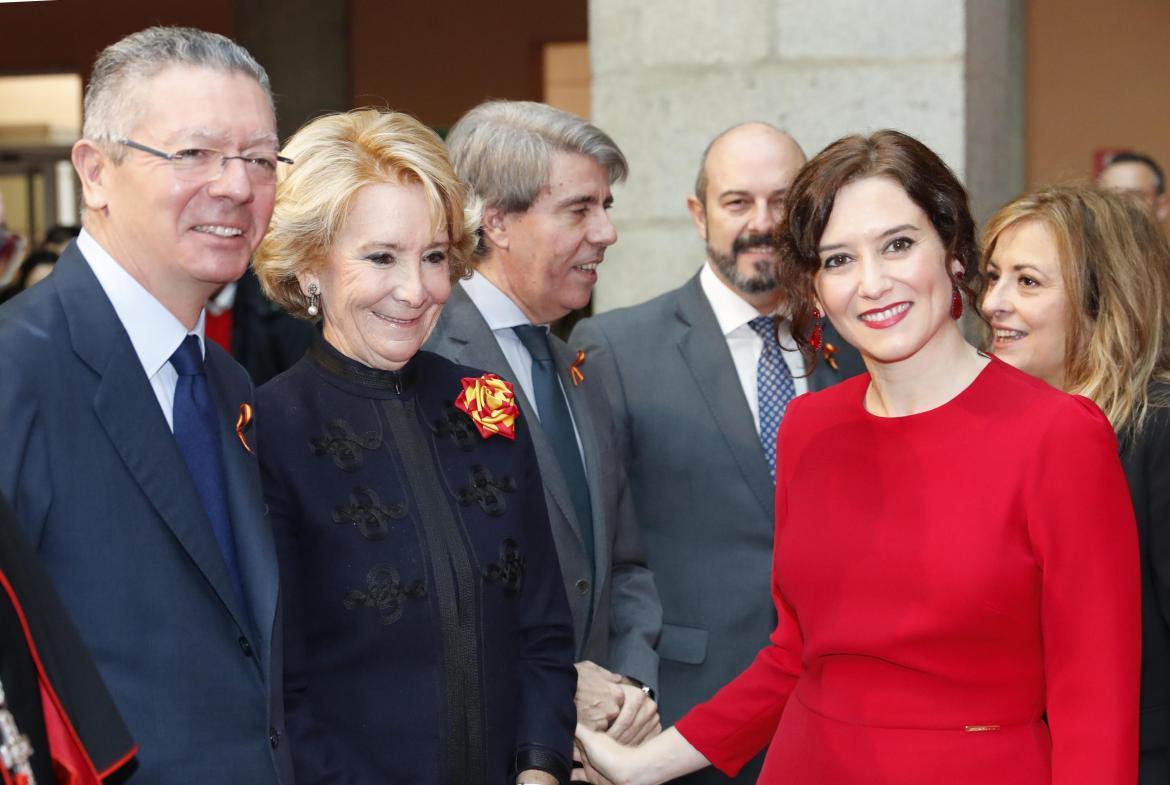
[
  {"xmin": 1156, "ymin": 193, "xmax": 1170, "ymax": 224},
  {"xmin": 72, "ymin": 140, "xmax": 110, "ymax": 212},
  {"xmin": 481, "ymin": 205, "xmax": 511, "ymax": 252},
  {"xmin": 686, "ymin": 195, "xmax": 708, "ymax": 243}
]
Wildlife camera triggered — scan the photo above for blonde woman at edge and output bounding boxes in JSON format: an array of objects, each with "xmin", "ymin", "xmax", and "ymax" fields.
[{"xmin": 982, "ymin": 184, "xmax": 1170, "ymax": 785}]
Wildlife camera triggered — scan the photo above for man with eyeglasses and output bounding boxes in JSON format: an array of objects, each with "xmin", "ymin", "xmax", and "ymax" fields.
[{"xmin": 0, "ymin": 27, "xmax": 292, "ymax": 785}]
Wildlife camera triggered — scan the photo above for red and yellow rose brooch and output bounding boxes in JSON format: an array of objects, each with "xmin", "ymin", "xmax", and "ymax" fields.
[{"xmin": 454, "ymin": 374, "xmax": 519, "ymax": 440}]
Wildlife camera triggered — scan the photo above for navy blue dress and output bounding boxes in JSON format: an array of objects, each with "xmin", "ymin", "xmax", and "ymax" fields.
[{"xmin": 257, "ymin": 337, "xmax": 576, "ymax": 785}]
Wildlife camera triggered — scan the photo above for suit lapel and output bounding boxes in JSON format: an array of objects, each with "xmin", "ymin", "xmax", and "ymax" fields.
[
  {"xmin": 674, "ymin": 276, "xmax": 774, "ymax": 517},
  {"xmin": 550, "ymin": 336, "xmax": 609, "ymax": 595},
  {"xmin": 56, "ymin": 249, "xmax": 255, "ymax": 639},
  {"xmin": 206, "ymin": 351, "xmax": 276, "ymax": 675},
  {"xmin": 432, "ymin": 289, "xmax": 587, "ymax": 550}
]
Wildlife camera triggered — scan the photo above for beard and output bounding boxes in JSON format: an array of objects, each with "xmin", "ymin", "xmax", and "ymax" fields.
[{"xmin": 708, "ymin": 231, "xmax": 780, "ymax": 295}]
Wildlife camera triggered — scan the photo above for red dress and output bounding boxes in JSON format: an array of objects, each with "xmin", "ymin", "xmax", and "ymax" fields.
[{"xmin": 676, "ymin": 358, "xmax": 1140, "ymax": 784}]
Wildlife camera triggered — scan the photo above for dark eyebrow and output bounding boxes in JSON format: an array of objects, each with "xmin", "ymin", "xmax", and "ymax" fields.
[
  {"xmin": 818, "ymin": 223, "xmax": 920, "ymax": 253},
  {"xmin": 556, "ymin": 193, "xmax": 613, "ymax": 210},
  {"xmin": 717, "ymin": 189, "xmax": 787, "ymax": 201},
  {"xmin": 878, "ymin": 223, "xmax": 919, "ymax": 238}
]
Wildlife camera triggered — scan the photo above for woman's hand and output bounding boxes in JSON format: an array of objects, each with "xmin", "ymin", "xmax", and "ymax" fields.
[
  {"xmin": 609, "ymin": 682, "xmax": 661, "ymax": 745},
  {"xmin": 573, "ymin": 724, "xmax": 633, "ymax": 785},
  {"xmin": 573, "ymin": 724, "xmax": 711, "ymax": 785}
]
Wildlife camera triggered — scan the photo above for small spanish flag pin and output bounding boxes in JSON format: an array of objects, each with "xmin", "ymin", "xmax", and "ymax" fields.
[
  {"xmin": 569, "ymin": 350, "xmax": 586, "ymax": 386},
  {"xmin": 822, "ymin": 342, "xmax": 839, "ymax": 372},
  {"xmin": 236, "ymin": 402, "xmax": 255, "ymax": 454}
]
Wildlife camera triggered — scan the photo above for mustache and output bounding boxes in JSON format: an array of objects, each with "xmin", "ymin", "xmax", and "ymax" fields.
[{"xmin": 732, "ymin": 233, "xmax": 778, "ymax": 254}]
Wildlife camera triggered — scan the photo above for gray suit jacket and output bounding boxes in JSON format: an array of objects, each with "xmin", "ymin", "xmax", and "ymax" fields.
[
  {"xmin": 0, "ymin": 245, "xmax": 292, "ymax": 784},
  {"xmin": 425, "ymin": 284, "xmax": 661, "ymax": 689},
  {"xmin": 571, "ymin": 272, "xmax": 864, "ymax": 784}
]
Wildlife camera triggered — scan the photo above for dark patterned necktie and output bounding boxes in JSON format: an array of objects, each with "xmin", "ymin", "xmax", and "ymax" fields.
[
  {"xmin": 170, "ymin": 335, "xmax": 249, "ymax": 617},
  {"xmin": 749, "ymin": 316, "xmax": 796, "ymax": 479},
  {"xmin": 512, "ymin": 324, "xmax": 595, "ymax": 572}
]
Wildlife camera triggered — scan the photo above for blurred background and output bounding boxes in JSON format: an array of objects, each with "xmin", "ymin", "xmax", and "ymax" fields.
[{"xmin": 0, "ymin": 0, "xmax": 1167, "ymax": 310}]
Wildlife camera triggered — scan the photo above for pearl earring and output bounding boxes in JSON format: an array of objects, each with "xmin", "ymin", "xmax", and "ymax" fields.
[{"xmin": 306, "ymin": 282, "xmax": 320, "ymax": 317}]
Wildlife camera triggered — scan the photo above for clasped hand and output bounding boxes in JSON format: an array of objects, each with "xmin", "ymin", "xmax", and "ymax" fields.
[{"xmin": 574, "ymin": 661, "xmax": 661, "ymax": 744}]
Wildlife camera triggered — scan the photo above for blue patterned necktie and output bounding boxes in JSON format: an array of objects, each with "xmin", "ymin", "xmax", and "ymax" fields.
[
  {"xmin": 749, "ymin": 316, "xmax": 796, "ymax": 479},
  {"xmin": 512, "ymin": 324, "xmax": 595, "ymax": 573},
  {"xmin": 170, "ymin": 335, "xmax": 249, "ymax": 619}
]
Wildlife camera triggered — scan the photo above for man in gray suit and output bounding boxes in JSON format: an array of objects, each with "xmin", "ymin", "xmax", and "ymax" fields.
[
  {"xmin": 0, "ymin": 28, "xmax": 291, "ymax": 783},
  {"xmin": 426, "ymin": 100, "xmax": 663, "ymax": 745},
  {"xmin": 571, "ymin": 123, "xmax": 864, "ymax": 783}
]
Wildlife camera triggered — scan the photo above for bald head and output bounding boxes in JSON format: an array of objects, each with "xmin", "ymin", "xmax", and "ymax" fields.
[
  {"xmin": 687, "ymin": 123, "xmax": 807, "ymax": 311},
  {"xmin": 694, "ymin": 122, "xmax": 805, "ymax": 205}
]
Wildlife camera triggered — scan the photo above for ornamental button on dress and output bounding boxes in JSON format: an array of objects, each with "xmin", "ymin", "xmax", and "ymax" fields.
[{"xmin": 257, "ymin": 336, "xmax": 577, "ymax": 785}]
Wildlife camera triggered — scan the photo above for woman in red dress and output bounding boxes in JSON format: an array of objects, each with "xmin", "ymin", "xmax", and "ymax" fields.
[{"xmin": 573, "ymin": 130, "xmax": 1140, "ymax": 785}]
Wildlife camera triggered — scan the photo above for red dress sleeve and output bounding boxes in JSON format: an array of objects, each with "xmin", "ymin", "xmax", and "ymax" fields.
[
  {"xmin": 674, "ymin": 397, "xmax": 806, "ymax": 776},
  {"xmin": 1025, "ymin": 396, "xmax": 1140, "ymax": 785}
]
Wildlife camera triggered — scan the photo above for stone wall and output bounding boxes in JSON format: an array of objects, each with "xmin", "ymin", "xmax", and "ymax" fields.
[{"xmin": 589, "ymin": 0, "xmax": 1023, "ymax": 312}]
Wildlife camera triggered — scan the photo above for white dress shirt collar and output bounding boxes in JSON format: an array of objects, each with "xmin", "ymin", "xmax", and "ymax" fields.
[
  {"xmin": 699, "ymin": 260, "xmax": 773, "ymax": 334},
  {"xmin": 460, "ymin": 269, "xmax": 537, "ymax": 330},
  {"xmin": 458, "ymin": 270, "xmax": 541, "ymax": 407},
  {"xmin": 78, "ymin": 228, "xmax": 206, "ymax": 374},
  {"xmin": 697, "ymin": 258, "xmax": 808, "ymax": 431}
]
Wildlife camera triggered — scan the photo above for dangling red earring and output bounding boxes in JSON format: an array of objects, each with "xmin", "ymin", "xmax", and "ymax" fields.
[
  {"xmin": 810, "ymin": 308, "xmax": 824, "ymax": 351},
  {"xmin": 950, "ymin": 286, "xmax": 963, "ymax": 320}
]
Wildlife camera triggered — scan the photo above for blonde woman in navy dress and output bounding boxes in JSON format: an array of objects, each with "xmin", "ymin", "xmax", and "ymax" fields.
[{"xmin": 252, "ymin": 109, "xmax": 576, "ymax": 785}]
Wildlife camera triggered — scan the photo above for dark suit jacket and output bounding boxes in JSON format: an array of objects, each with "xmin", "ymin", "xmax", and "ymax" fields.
[
  {"xmin": 425, "ymin": 284, "xmax": 662, "ymax": 689},
  {"xmin": 0, "ymin": 245, "xmax": 292, "ymax": 784},
  {"xmin": 1122, "ymin": 395, "xmax": 1170, "ymax": 785},
  {"xmin": 571, "ymin": 272, "xmax": 864, "ymax": 785}
]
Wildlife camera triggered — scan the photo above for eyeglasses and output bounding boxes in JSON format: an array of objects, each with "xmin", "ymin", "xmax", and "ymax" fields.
[{"xmin": 117, "ymin": 139, "xmax": 294, "ymax": 185}]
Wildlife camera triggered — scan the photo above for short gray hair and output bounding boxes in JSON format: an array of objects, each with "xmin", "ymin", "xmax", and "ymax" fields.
[
  {"xmin": 83, "ymin": 26, "xmax": 273, "ymax": 161},
  {"xmin": 446, "ymin": 100, "xmax": 628, "ymax": 216}
]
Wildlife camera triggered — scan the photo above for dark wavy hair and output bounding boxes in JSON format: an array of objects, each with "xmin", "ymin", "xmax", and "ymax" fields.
[{"xmin": 780, "ymin": 129, "xmax": 981, "ymax": 366}]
